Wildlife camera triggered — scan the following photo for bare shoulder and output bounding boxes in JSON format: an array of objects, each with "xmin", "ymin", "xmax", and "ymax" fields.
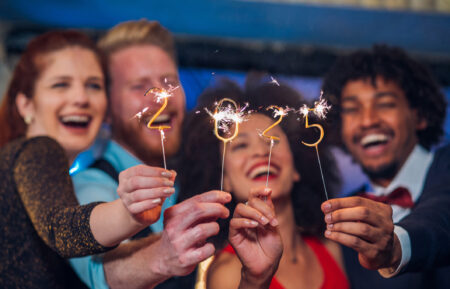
[
  {"xmin": 207, "ymin": 251, "xmax": 242, "ymax": 289},
  {"xmin": 322, "ymin": 238, "xmax": 346, "ymax": 273}
]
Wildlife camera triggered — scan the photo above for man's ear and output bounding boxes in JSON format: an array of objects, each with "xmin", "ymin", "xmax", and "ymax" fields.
[
  {"xmin": 15, "ymin": 93, "xmax": 34, "ymax": 120},
  {"xmin": 416, "ymin": 117, "xmax": 427, "ymax": 131}
]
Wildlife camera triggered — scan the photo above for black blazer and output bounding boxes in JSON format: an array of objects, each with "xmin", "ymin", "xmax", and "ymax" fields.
[
  {"xmin": 343, "ymin": 144, "xmax": 450, "ymax": 289},
  {"xmin": 398, "ymin": 144, "xmax": 450, "ymax": 271}
]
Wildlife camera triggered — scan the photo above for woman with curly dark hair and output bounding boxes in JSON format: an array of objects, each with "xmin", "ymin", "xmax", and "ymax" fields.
[{"xmin": 178, "ymin": 76, "xmax": 349, "ymax": 289}]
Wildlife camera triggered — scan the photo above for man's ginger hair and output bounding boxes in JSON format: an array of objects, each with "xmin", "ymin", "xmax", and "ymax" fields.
[{"xmin": 98, "ymin": 19, "xmax": 176, "ymax": 62}]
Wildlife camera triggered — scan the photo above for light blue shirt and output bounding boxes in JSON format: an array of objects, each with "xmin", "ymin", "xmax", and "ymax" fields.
[
  {"xmin": 69, "ymin": 140, "xmax": 178, "ymax": 289},
  {"xmin": 364, "ymin": 145, "xmax": 434, "ymax": 277}
]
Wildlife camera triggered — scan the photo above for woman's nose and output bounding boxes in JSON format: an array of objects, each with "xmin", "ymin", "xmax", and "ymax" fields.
[
  {"xmin": 253, "ymin": 139, "xmax": 270, "ymax": 157},
  {"xmin": 72, "ymin": 84, "xmax": 89, "ymax": 107}
]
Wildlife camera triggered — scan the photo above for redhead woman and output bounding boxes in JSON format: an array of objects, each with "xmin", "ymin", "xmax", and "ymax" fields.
[
  {"xmin": 179, "ymin": 78, "xmax": 349, "ymax": 289},
  {"xmin": 0, "ymin": 30, "xmax": 175, "ymax": 288}
]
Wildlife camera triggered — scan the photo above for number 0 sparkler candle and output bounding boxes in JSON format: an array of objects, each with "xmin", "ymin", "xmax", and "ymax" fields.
[
  {"xmin": 300, "ymin": 94, "xmax": 331, "ymax": 200},
  {"xmin": 207, "ymin": 98, "xmax": 244, "ymax": 191}
]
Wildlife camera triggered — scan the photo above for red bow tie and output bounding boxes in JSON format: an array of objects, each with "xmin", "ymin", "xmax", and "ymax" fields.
[{"xmin": 358, "ymin": 187, "xmax": 414, "ymax": 208}]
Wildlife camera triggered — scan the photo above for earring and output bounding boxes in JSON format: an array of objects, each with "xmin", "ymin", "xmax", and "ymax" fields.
[{"xmin": 24, "ymin": 115, "xmax": 33, "ymax": 125}]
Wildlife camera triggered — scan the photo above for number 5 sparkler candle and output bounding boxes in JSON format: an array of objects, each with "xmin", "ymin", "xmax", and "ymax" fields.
[{"xmin": 299, "ymin": 93, "xmax": 331, "ymax": 200}]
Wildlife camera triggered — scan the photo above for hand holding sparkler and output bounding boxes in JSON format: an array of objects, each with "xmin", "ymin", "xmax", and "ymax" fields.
[
  {"xmin": 299, "ymin": 94, "xmax": 331, "ymax": 200},
  {"xmin": 117, "ymin": 165, "xmax": 176, "ymax": 225}
]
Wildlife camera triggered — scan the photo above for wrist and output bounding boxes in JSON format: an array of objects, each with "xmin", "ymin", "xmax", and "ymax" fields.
[
  {"xmin": 389, "ymin": 233, "xmax": 402, "ymax": 269},
  {"xmin": 239, "ymin": 268, "xmax": 273, "ymax": 289},
  {"xmin": 147, "ymin": 238, "xmax": 171, "ymax": 284},
  {"xmin": 117, "ymin": 199, "xmax": 145, "ymax": 232}
]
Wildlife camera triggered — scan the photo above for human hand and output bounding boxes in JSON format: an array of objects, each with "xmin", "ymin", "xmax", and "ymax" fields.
[
  {"xmin": 321, "ymin": 196, "xmax": 401, "ymax": 270},
  {"xmin": 230, "ymin": 187, "xmax": 282, "ymax": 282},
  {"xmin": 151, "ymin": 190, "xmax": 231, "ymax": 278},
  {"xmin": 117, "ymin": 164, "xmax": 176, "ymax": 226}
]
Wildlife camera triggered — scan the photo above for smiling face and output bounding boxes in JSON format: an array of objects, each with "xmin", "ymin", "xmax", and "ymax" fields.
[
  {"xmin": 340, "ymin": 76, "xmax": 426, "ymax": 186},
  {"xmin": 18, "ymin": 47, "xmax": 107, "ymax": 162},
  {"xmin": 223, "ymin": 113, "xmax": 300, "ymax": 202},
  {"xmin": 108, "ymin": 45, "xmax": 185, "ymax": 165}
]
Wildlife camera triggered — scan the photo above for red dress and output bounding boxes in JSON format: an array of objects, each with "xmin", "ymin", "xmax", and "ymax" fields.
[{"xmin": 222, "ymin": 236, "xmax": 349, "ymax": 289}]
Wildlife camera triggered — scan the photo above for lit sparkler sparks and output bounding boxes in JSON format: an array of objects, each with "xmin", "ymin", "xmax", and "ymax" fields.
[{"xmin": 270, "ymin": 76, "xmax": 280, "ymax": 86}]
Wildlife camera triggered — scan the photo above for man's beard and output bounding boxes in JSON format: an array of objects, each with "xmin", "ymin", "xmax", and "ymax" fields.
[
  {"xmin": 112, "ymin": 120, "xmax": 180, "ymax": 165},
  {"xmin": 361, "ymin": 161, "xmax": 399, "ymax": 182}
]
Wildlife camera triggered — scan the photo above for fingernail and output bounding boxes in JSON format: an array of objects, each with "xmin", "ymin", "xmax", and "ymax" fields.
[
  {"xmin": 325, "ymin": 230, "xmax": 331, "ymax": 237},
  {"xmin": 152, "ymin": 198, "xmax": 162, "ymax": 204},
  {"xmin": 260, "ymin": 216, "xmax": 269, "ymax": 225},
  {"xmin": 327, "ymin": 223, "xmax": 333, "ymax": 230},
  {"xmin": 161, "ymin": 171, "xmax": 172, "ymax": 178},
  {"xmin": 246, "ymin": 220, "xmax": 259, "ymax": 227},
  {"xmin": 264, "ymin": 188, "xmax": 271, "ymax": 193},
  {"xmin": 163, "ymin": 188, "xmax": 175, "ymax": 195},
  {"xmin": 270, "ymin": 218, "xmax": 279, "ymax": 227},
  {"xmin": 325, "ymin": 214, "xmax": 332, "ymax": 222},
  {"xmin": 163, "ymin": 180, "xmax": 174, "ymax": 187},
  {"xmin": 323, "ymin": 203, "xmax": 331, "ymax": 211}
]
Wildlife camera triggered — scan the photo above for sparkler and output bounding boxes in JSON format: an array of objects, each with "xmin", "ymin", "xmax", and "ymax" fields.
[
  {"xmin": 207, "ymin": 98, "xmax": 245, "ymax": 191},
  {"xmin": 130, "ymin": 86, "xmax": 178, "ymax": 223},
  {"xmin": 300, "ymin": 93, "xmax": 331, "ymax": 200},
  {"xmin": 261, "ymin": 105, "xmax": 286, "ymax": 188},
  {"xmin": 143, "ymin": 87, "xmax": 176, "ymax": 170}
]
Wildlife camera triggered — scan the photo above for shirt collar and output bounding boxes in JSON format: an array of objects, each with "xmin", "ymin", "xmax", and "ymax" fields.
[
  {"xmin": 103, "ymin": 140, "xmax": 143, "ymax": 172},
  {"xmin": 369, "ymin": 145, "xmax": 434, "ymax": 202}
]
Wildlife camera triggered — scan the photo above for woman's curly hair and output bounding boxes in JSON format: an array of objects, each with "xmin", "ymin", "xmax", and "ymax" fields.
[
  {"xmin": 322, "ymin": 45, "xmax": 447, "ymax": 149},
  {"xmin": 177, "ymin": 75, "xmax": 340, "ymax": 248}
]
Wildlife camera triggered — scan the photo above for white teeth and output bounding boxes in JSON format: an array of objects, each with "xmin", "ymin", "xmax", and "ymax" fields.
[
  {"xmin": 61, "ymin": 115, "xmax": 89, "ymax": 123},
  {"xmin": 154, "ymin": 114, "xmax": 170, "ymax": 123},
  {"xmin": 249, "ymin": 166, "xmax": 277, "ymax": 179},
  {"xmin": 361, "ymin": 134, "xmax": 389, "ymax": 147}
]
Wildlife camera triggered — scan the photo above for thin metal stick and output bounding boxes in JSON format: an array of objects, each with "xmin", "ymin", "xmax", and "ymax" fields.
[
  {"xmin": 220, "ymin": 141, "xmax": 227, "ymax": 191},
  {"xmin": 315, "ymin": 145, "xmax": 329, "ymax": 200},
  {"xmin": 266, "ymin": 138, "xmax": 274, "ymax": 188},
  {"xmin": 160, "ymin": 129, "xmax": 167, "ymax": 170}
]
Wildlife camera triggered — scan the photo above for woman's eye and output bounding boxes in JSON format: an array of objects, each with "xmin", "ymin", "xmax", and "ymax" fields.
[
  {"xmin": 51, "ymin": 82, "xmax": 69, "ymax": 88},
  {"xmin": 87, "ymin": 82, "xmax": 103, "ymax": 90},
  {"xmin": 231, "ymin": 143, "xmax": 247, "ymax": 151}
]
